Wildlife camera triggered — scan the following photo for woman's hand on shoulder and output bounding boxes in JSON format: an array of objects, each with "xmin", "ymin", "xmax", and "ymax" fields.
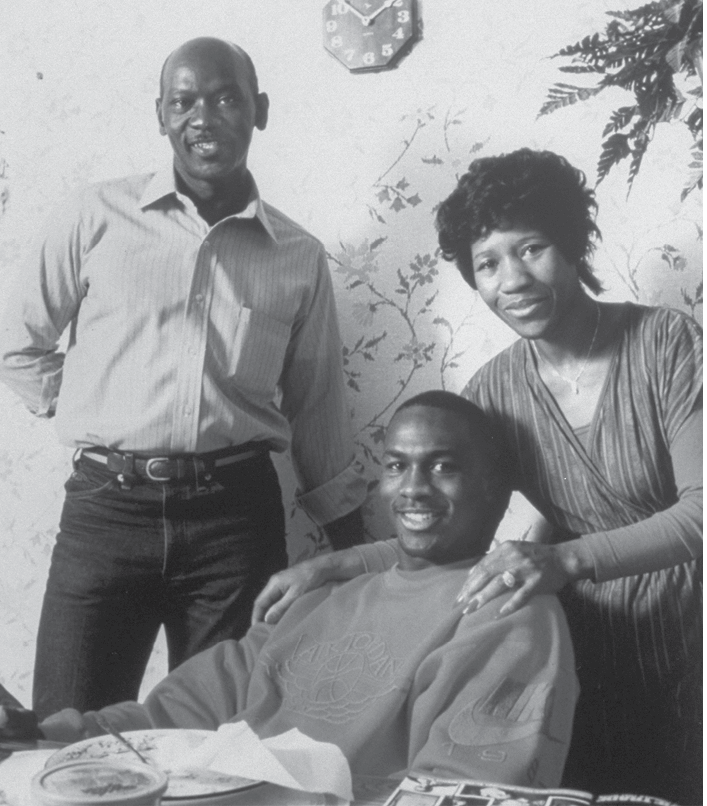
[
  {"xmin": 251, "ymin": 546, "xmax": 368, "ymax": 625},
  {"xmin": 457, "ymin": 538, "xmax": 594, "ymax": 617},
  {"xmin": 251, "ymin": 559, "xmax": 328, "ymax": 625}
]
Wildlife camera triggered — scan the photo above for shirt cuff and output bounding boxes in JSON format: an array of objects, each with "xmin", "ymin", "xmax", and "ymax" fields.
[{"xmin": 295, "ymin": 458, "xmax": 367, "ymax": 526}]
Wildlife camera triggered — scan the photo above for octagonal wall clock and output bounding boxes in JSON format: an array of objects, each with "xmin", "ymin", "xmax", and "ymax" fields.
[{"xmin": 323, "ymin": 0, "xmax": 416, "ymax": 73}]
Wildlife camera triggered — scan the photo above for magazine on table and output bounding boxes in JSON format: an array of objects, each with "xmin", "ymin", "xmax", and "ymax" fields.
[{"xmin": 382, "ymin": 774, "xmax": 678, "ymax": 806}]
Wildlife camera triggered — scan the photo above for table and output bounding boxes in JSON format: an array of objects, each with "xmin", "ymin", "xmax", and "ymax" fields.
[
  {"xmin": 351, "ymin": 776, "xmax": 398, "ymax": 805},
  {"xmin": 208, "ymin": 776, "xmax": 397, "ymax": 804},
  {"xmin": 0, "ymin": 744, "xmax": 398, "ymax": 806}
]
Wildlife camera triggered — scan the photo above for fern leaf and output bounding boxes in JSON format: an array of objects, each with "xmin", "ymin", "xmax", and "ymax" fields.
[
  {"xmin": 608, "ymin": 3, "xmax": 666, "ymax": 25},
  {"xmin": 542, "ymin": 0, "xmax": 703, "ymax": 196},
  {"xmin": 657, "ymin": 96, "xmax": 684, "ymax": 123},
  {"xmin": 662, "ymin": 0, "xmax": 687, "ymax": 26},
  {"xmin": 681, "ymin": 144, "xmax": 703, "ymax": 200},
  {"xmin": 596, "ymin": 133, "xmax": 631, "ymax": 184},
  {"xmin": 538, "ymin": 84, "xmax": 603, "ymax": 117},
  {"xmin": 666, "ymin": 39, "xmax": 686, "ymax": 72},
  {"xmin": 626, "ymin": 138, "xmax": 649, "ymax": 193},
  {"xmin": 558, "ymin": 64, "xmax": 603, "ymax": 74},
  {"xmin": 556, "ymin": 33, "xmax": 600, "ymax": 58},
  {"xmin": 685, "ymin": 106, "xmax": 703, "ymax": 138},
  {"xmin": 602, "ymin": 105, "xmax": 637, "ymax": 135}
]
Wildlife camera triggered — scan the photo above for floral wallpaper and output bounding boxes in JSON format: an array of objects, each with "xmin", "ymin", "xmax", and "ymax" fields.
[{"xmin": 0, "ymin": 0, "xmax": 701, "ymax": 701}]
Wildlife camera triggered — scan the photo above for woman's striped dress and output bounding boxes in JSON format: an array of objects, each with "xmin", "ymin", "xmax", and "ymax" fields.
[{"xmin": 466, "ymin": 303, "xmax": 702, "ymax": 803}]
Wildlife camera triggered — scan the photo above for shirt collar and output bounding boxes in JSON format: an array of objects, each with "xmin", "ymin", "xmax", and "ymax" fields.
[{"xmin": 139, "ymin": 166, "xmax": 277, "ymax": 241}]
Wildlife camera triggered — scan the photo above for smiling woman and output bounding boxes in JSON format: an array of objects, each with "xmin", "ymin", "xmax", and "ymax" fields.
[
  {"xmin": 436, "ymin": 148, "xmax": 702, "ymax": 802},
  {"xmin": 470, "ymin": 229, "xmax": 590, "ymax": 344}
]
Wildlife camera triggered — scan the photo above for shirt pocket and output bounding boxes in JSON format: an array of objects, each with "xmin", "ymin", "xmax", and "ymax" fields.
[{"xmin": 228, "ymin": 307, "xmax": 292, "ymax": 397}]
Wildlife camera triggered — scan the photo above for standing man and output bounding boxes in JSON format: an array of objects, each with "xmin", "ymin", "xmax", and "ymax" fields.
[{"xmin": 0, "ymin": 37, "xmax": 365, "ymax": 719}]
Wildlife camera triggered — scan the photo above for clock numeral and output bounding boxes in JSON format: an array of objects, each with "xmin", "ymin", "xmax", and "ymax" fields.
[{"xmin": 323, "ymin": 0, "xmax": 413, "ymax": 72}]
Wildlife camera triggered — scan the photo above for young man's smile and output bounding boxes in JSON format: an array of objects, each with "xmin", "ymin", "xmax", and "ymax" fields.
[{"xmin": 380, "ymin": 403, "xmax": 500, "ymax": 569}]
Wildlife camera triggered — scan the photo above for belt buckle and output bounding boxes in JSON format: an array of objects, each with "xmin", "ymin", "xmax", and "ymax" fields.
[{"xmin": 145, "ymin": 457, "xmax": 172, "ymax": 482}]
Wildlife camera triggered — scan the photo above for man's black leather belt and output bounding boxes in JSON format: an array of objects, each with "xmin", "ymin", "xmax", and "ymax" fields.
[{"xmin": 77, "ymin": 443, "xmax": 268, "ymax": 482}]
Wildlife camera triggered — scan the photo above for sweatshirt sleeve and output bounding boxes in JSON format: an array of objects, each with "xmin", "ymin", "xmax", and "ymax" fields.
[
  {"xmin": 85, "ymin": 625, "xmax": 273, "ymax": 734},
  {"xmin": 407, "ymin": 595, "xmax": 578, "ymax": 788}
]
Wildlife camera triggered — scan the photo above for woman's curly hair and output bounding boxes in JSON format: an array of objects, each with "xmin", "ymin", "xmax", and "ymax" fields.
[{"xmin": 435, "ymin": 148, "xmax": 602, "ymax": 294}]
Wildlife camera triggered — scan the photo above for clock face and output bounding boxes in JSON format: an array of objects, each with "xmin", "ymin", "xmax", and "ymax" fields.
[{"xmin": 323, "ymin": 0, "xmax": 415, "ymax": 72}]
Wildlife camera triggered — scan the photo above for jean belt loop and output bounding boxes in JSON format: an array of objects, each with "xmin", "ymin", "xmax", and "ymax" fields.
[
  {"xmin": 117, "ymin": 452, "xmax": 136, "ymax": 490},
  {"xmin": 192, "ymin": 456, "xmax": 208, "ymax": 493},
  {"xmin": 72, "ymin": 448, "xmax": 83, "ymax": 471}
]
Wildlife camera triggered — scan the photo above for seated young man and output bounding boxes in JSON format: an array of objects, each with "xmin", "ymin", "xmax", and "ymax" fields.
[{"xmin": 35, "ymin": 392, "xmax": 578, "ymax": 787}]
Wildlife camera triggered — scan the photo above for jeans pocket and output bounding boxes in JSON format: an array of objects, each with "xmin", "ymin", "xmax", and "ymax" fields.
[{"xmin": 64, "ymin": 466, "xmax": 117, "ymax": 499}]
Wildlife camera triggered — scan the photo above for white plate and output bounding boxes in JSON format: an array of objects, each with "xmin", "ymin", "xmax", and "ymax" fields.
[{"xmin": 46, "ymin": 729, "xmax": 263, "ymax": 801}]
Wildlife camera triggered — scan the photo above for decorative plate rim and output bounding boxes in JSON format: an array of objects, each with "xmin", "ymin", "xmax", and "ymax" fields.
[{"xmin": 46, "ymin": 729, "xmax": 265, "ymax": 801}]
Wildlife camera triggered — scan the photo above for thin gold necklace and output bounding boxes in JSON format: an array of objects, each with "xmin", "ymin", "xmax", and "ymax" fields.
[{"xmin": 531, "ymin": 301, "xmax": 601, "ymax": 395}]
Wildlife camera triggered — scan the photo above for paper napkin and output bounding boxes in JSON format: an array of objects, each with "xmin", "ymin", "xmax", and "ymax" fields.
[
  {"xmin": 0, "ymin": 749, "xmax": 56, "ymax": 806},
  {"xmin": 168, "ymin": 722, "xmax": 353, "ymax": 803}
]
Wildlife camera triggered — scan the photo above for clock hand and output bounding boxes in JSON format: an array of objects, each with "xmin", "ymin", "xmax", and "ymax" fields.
[
  {"xmin": 341, "ymin": 0, "xmax": 370, "ymax": 24},
  {"xmin": 364, "ymin": 0, "xmax": 396, "ymax": 23}
]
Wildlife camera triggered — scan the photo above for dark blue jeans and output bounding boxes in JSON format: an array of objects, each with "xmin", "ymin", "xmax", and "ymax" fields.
[{"xmin": 32, "ymin": 453, "xmax": 286, "ymax": 719}]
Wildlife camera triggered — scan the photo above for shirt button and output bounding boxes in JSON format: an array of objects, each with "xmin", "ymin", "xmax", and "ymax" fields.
[
  {"xmin": 195, "ymin": 294, "xmax": 204, "ymax": 304},
  {"xmin": 184, "ymin": 407, "xmax": 192, "ymax": 416}
]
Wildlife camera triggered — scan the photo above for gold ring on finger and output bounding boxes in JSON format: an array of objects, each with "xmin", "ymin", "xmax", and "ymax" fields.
[{"xmin": 501, "ymin": 570, "xmax": 517, "ymax": 588}]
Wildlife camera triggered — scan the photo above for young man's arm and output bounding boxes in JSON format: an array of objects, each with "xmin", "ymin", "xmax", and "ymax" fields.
[{"xmin": 40, "ymin": 624, "xmax": 273, "ymax": 742}]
